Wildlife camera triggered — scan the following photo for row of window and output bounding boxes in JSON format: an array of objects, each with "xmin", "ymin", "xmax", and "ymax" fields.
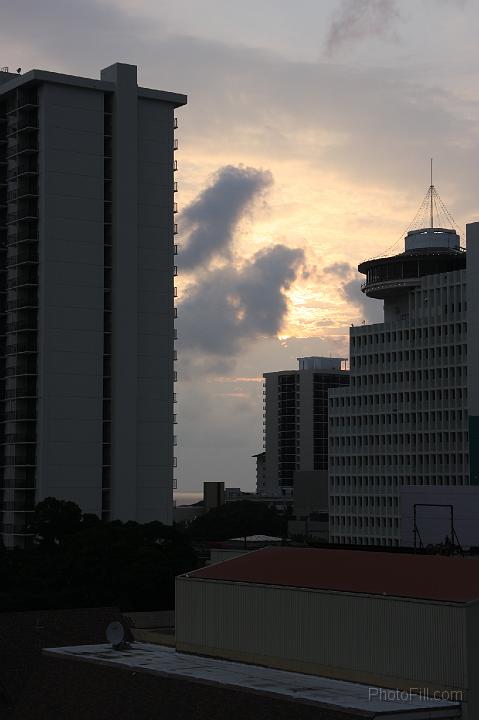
[
  {"xmin": 330, "ymin": 431, "xmax": 468, "ymax": 447},
  {"xmin": 331, "ymin": 495, "xmax": 398, "ymax": 508},
  {"xmin": 340, "ymin": 367, "xmax": 466, "ymax": 390},
  {"xmin": 330, "ymin": 475, "xmax": 467, "ymax": 486},
  {"xmin": 331, "ymin": 516, "xmax": 400, "ymax": 529},
  {"xmin": 331, "ymin": 387, "xmax": 467, "ymax": 409},
  {"xmin": 330, "ymin": 454, "xmax": 468, "ymax": 467},
  {"xmin": 352, "ymin": 345, "xmax": 467, "ymax": 368},
  {"xmin": 347, "ymin": 365, "xmax": 467, "ymax": 389},
  {"xmin": 330, "ymin": 409, "xmax": 468, "ymax": 427},
  {"xmin": 351, "ymin": 319, "xmax": 466, "ymax": 348},
  {"xmin": 331, "ymin": 537, "xmax": 400, "ymax": 547}
]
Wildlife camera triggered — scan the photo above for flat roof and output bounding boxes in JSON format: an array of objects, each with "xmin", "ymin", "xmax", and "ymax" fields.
[
  {"xmin": 0, "ymin": 68, "xmax": 187, "ymax": 106},
  {"xmin": 45, "ymin": 643, "xmax": 460, "ymax": 719},
  {"xmin": 186, "ymin": 547, "xmax": 479, "ymax": 603}
]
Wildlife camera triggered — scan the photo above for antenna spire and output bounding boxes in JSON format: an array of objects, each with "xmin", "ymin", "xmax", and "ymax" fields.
[{"xmin": 430, "ymin": 157, "xmax": 433, "ymax": 228}]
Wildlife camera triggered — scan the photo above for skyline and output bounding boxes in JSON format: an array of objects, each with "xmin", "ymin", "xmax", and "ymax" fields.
[{"xmin": 3, "ymin": 0, "xmax": 479, "ymax": 492}]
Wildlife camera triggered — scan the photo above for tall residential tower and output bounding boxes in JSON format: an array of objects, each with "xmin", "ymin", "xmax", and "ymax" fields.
[
  {"xmin": 260, "ymin": 357, "xmax": 349, "ymax": 497},
  {"xmin": 0, "ymin": 63, "xmax": 185, "ymax": 546}
]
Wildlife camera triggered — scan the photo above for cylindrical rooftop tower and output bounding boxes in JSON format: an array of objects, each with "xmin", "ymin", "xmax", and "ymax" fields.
[{"xmin": 358, "ymin": 182, "xmax": 465, "ymax": 314}]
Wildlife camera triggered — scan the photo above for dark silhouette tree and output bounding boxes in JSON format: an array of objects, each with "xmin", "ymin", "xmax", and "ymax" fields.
[{"xmin": 189, "ymin": 500, "xmax": 287, "ymax": 543}]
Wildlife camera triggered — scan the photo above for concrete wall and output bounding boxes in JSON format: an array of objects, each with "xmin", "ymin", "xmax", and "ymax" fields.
[
  {"xmin": 176, "ymin": 577, "xmax": 470, "ymax": 698},
  {"xmin": 466, "ymin": 222, "xmax": 479, "ymax": 485},
  {"xmin": 137, "ymin": 86, "xmax": 176, "ymax": 524},
  {"xmin": 37, "ymin": 82, "xmax": 105, "ymax": 514}
]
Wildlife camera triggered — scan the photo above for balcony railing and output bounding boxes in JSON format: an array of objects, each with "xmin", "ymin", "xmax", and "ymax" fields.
[
  {"xmin": 7, "ymin": 249, "xmax": 38, "ymax": 266},
  {"xmin": 5, "ymin": 340, "xmax": 38, "ymax": 354},
  {"xmin": 6, "ymin": 272, "xmax": 38, "ymax": 289}
]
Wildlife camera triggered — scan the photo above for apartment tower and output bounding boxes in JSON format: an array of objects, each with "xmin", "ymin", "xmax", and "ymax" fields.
[
  {"xmin": 261, "ymin": 357, "xmax": 349, "ymax": 497},
  {"xmin": 0, "ymin": 63, "xmax": 185, "ymax": 546},
  {"xmin": 328, "ymin": 184, "xmax": 478, "ymax": 546}
]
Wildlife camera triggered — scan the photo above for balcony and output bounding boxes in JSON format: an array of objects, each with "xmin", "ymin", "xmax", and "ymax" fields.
[
  {"xmin": 5, "ymin": 382, "xmax": 38, "ymax": 399},
  {"xmin": 1, "ymin": 467, "xmax": 36, "ymax": 489},
  {"xmin": 6, "ymin": 137, "xmax": 39, "ymax": 159},
  {"xmin": 6, "ymin": 202, "xmax": 38, "ymax": 225},
  {"xmin": 7, "ymin": 182, "xmax": 38, "ymax": 202},
  {"xmin": 3, "ymin": 400, "xmax": 37, "ymax": 420},
  {"xmin": 7, "ymin": 247, "xmax": 38, "ymax": 266},
  {"xmin": 3, "ymin": 444, "xmax": 37, "ymax": 465},
  {"xmin": 6, "ymin": 313, "xmax": 38, "ymax": 332},
  {"xmin": 4, "ymin": 357, "xmax": 37, "ymax": 376},
  {"xmin": 6, "ymin": 270, "xmax": 38, "ymax": 289},
  {"xmin": 7, "ymin": 159, "xmax": 38, "ymax": 180},
  {"xmin": 5, "ymin": 338, "xmax": 38, "ymax": 354},
  {"xmin": 6, "ymin": 290, "xmax": 37, "ymax": 310},
  {"xmin": 6, "ymin": 115, "xmax": 38, "ymax": 137},
  {"xmin": 174, "ymin": 117, "xmax": 178, "ymax": 129},
  {"xmin": 174, "ymin": 139, "xmax": 179, "ymax": 151},
  {"xmin": 7, "ymin": 225, "xmax": 38, "ymax": 243},
  {"xmin": 6, "ymin": 91, "xmax": 39, "ymax": 114}
]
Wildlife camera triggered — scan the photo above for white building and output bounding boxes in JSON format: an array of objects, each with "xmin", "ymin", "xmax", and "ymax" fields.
[
  {"xmin": 328, "ymin": 187, "xmax": 476, "ymax": 546},
  {"xmin": 0, "ymin": 64, "xmax": 185, "ymax": 546}
]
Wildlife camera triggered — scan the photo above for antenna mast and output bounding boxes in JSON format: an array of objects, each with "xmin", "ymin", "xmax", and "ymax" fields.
[{"xmin": 430, "ymin": 158, "xmax": 433, "ymax": 228}]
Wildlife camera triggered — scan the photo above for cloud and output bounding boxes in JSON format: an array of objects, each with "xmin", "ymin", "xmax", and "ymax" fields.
[
  {"xmin": 179, "ymin": 244, "xmax": 305, "ymax": 364},
  {"xmin": 343, "ymin": 275, "xmax": 384, "ymax": 324},
  {"xmin": 325, "ymin": 0, "xmax": 401, "ymax": 56},
  {"xmin": 323, "ymin": 260, "xmax": 383, "ymax": 323},
  {"xmin": 324, "ymin": 261, "xmax": 354, "ymax": 277},
  {"xmin": 180, "ymin": 165, "xmax": 273, "ymax": 270}
]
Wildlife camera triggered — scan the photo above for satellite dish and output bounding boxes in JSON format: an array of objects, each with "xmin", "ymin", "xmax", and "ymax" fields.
[
  {"xmin": 106, "ymin": 621, "xmax": 125, "ymax": 649},
  {"xmin": 16, "ymin": 68, "xmax": 21, "ymax": 74}
]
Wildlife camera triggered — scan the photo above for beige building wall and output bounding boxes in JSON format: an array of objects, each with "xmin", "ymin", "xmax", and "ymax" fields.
[{"xmin": 176, "ymin": 576, "xmax": 476, "ymax": 715}]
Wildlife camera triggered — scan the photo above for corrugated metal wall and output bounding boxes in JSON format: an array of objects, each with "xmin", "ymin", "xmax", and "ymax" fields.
[{"xmin": 176, "ymin": 577, "xmax": 467, "ymax": 691}]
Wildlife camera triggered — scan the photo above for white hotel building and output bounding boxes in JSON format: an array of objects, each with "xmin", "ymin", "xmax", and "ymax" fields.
[{"xmin": 328, "ymin": 200, "xmax": 479, "ymax": 545}]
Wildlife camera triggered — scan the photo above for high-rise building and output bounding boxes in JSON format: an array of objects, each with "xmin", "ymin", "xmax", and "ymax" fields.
[
  {"xmin": 0, "ymin": 63, "xmax": 186, "ymax": 546},
  {"xmin": 260, "ymin": 357, "xmax": 349, "ymax": 497},
  {"xmin": 328, "ymin": 184, "xmax": 477, "ymax": 546}
]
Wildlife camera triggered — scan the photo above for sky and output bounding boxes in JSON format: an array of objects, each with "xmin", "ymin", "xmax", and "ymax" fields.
[{"xmin": 3, "ymin": 0, "xmax": 479, "ymax": 494}]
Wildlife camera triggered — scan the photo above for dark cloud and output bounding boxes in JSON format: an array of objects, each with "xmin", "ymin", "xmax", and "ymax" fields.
[
  {"xmin": 180, "ymin": 165, "xmax": 273, "ymax": 270},
  {"xmin": 325, "ymin": 0, "xmax": 401, "ymax": 56},
  {"xmin": 343, "ymin": 275, "xmax": 384, "ymax": 324},
  {"xmin": 324, "ymin": 261, "xmax": 354, "ymax": 277},
  {"xmin": 179, "ymin": 244, "xmax": 305, "ymax": 363}
]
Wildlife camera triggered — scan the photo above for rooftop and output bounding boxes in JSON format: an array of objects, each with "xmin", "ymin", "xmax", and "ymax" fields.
[
  {"xmin": 44, "ymin": 642, "xmax": 460, "ymax": 719},
  {"xmin": 186, "ymin": 546, "xmax": 479, "ymax": 603}
]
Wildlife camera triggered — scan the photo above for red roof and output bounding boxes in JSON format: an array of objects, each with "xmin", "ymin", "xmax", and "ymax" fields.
[{"xmin": 188, "ymin": 547, "xmax": 479, "ymax": 603}]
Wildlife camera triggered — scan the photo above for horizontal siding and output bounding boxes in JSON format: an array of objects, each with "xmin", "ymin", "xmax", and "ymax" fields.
[{"xmin": 176, "ymin": 578, "xmax": 467, "ymax": 691}]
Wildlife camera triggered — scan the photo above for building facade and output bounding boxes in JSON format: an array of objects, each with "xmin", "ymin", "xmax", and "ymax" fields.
[
  {"xmin": 176, "ymin": 547, "xmax": 475, "ymax": 717},
  {"xmin": 260, "ymin": 357, "xmax": 349, "ymax": 497},
  {"xmin": 0, "ymin": 64, "xmax": 185, "ymax": 546},
  {"xmin": 328, "ymin": 221, "xmax": 477, "ymax": 546}
]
